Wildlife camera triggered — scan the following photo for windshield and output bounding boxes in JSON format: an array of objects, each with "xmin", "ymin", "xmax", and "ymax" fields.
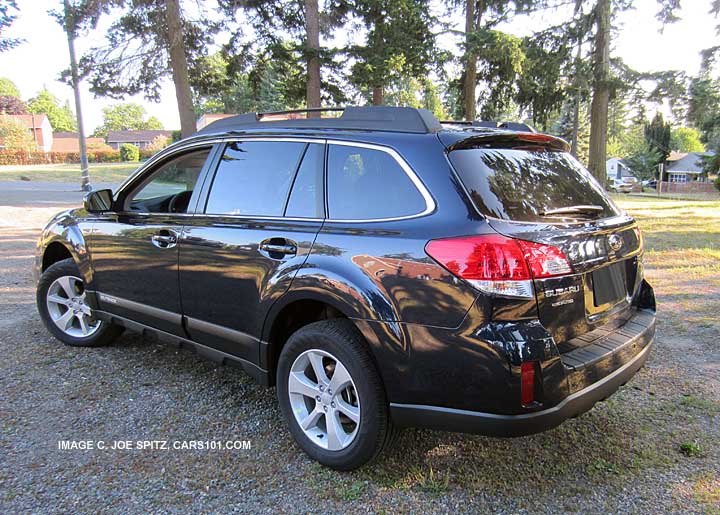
[{"xmin": 449, "ymin": 148, "xmax": 620, "ymax": 222}]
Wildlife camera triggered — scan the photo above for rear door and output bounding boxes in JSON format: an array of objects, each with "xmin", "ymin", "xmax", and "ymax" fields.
[
  {"xmin": 448, "ymin": 146, "xmax": 644, "ymax": 347},
  {"xmin": 178, "ymin": 139, "xmax": 325, "ymax": 362}
]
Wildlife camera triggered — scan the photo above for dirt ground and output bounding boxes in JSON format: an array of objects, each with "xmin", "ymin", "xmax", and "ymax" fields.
[{"xmin": 0, "ymin": 198, "xmax": 718, "ymax": 515}]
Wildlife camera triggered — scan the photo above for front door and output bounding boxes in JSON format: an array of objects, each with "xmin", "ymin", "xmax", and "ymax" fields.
[
  {"xmin": 179, "ymin": 139, "xmax": 325, "ymax": 362},
  {"xmin": 89, "ymin": 146, "xmax": 216, "ymax": 334}
]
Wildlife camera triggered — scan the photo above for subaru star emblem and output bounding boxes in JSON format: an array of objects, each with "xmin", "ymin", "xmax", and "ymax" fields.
[{"xmin": 608, "ymin": 234, "xmax": 622, "ymax": 252}]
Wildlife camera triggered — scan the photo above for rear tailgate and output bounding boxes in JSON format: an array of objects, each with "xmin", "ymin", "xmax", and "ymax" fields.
[
  {"xmin": 444, "ymin": 138, "xmax": 646, "ymax": 351},
  {"xmin": 487, "ymin": 217, "xmax": 644, "ymax": 350}
]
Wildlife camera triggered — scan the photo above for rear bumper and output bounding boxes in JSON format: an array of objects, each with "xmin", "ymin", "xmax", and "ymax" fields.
[{"xmin": 390, "ymin": 312, "xmax": 654, "ymax": 437}]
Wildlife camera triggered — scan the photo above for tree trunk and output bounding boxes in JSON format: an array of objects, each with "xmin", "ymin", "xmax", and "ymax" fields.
[
  {"xmin": 64, "ymin": 0, "xmax": 90, "ymax": 191},
  {"xmin": 165, "ymin": 0, "xmax": 196, "ymax": 138},
  {"xmin": 588, "ymin": 0, "xmax": 611, "ymax": 183},
  {"xmin": 305, "ymin": 0, "xmax": 321, "ymax": 117},
  {"xmin": 570, "ymin": 38, "xmax": 582, "ymax": 157},
  {"xmin": 463, "ymin": 0, "xmax": 476, "ymax": 120},
  {"xmin": 372, "ymin": 86, "xmax": 383, "ymax": 105}
]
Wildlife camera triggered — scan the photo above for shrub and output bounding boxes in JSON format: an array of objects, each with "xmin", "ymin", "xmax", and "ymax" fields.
[
  {"xmin": 0, "ymin": 149, "xmax": 121, "ymax": 165},
  {"xmin": 119, "ymin": 143, "xmax": 140, "ymax": 162},
  {"xmin": 714, "ymin": 176, "xmax": 720, "ymax": 192},
  {"xmin": 145, "ymin": 134, "xmax": 170, "ymax": 153},
  {"xmin": 0, "ymin": 115, "xmax": 36, "ymax": 151}
]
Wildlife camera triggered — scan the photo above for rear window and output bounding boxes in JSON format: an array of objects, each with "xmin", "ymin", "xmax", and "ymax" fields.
[{"xmin": 449, "ymin": 149, "xmax": 620, "ymax": 222}]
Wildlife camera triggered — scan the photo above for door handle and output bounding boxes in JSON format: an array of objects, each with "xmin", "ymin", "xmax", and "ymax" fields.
[
  {"xmin": 259, "ymin": 239, "xmax": 297, "ymax": 257},
  {"xmin": 151, "ymin": 229, "xmax": 178, "ymax": 249}
]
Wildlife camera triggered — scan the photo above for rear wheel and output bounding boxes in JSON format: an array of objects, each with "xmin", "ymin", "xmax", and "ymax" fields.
[
  {"xmin": 37, "ymin": 258, "xmax": 122, "ymax": 347},
  {"xmin": 277, "ymin": 319, "xmax": 395, "ymax": 470}
]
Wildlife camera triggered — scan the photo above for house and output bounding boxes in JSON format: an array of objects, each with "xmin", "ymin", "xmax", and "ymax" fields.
[
  {"xmin": 606, "ymin": 157, "xmax": 638, "ymax": 182},
  {"xmin": 106, "ymin": 130, "xmax": 173, "ymax": 150},
  {"xmin": 196, "ymin": 113, "xmax": 235, "ymax": 131},
  {"xmin": 663, "ymin": 151, "xmax": 713, "ymax": 183},
  {"xmin": 51, "ymin": 132, "xmax": 111, "ymax": 153},
  {"xmin": 2, "ymin": 114, "xmax": 54, "ymax": 152}
]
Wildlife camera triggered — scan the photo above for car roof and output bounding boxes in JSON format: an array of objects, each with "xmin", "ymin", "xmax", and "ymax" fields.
[{"xmin": 179, "ymin": 106, "xmax": 569, "ymax": 153}]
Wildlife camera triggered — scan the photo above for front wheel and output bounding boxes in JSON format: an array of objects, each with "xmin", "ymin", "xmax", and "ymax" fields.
[
  {"xmin": 277, "ymin": 319, "xmax": 396, "ymax": 470},
  {"xmin": 37, "ymin": 258, "xmax": 122, "ymax": 347}
]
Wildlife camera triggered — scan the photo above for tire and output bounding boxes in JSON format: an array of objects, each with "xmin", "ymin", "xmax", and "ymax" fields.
[
  {"xmin": 37, "ymin": 258, "xmax": 122, "ymax": 347},
  {"xmin": 276, "ymin": 319, "xmax": 396, "ymax": 470}
]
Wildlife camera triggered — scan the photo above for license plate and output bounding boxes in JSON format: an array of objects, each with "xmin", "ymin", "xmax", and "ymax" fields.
[{"xmin": 592, "ymin": 262, "xmax": 627, "ymax": 307}]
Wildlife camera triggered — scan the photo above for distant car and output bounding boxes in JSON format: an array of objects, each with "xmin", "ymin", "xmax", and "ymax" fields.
[
  {"xmin": 35, "ymin": 106, "xmax": 656, "ymax": 470},
  {"xmin": 642, "ymin": 179, "xmax": 657, "ymax": 189},
  {"xmin": 608, "ymin": 178, "xmax": 633, "ymax": 193}
]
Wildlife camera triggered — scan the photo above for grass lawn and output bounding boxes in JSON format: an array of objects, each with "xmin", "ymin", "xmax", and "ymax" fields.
[
  {"xmin": 615, "ymin": 196, "xmax": 720, "ymax": 336},
  {"xmin": 0, "ymin": 162, "xmax": 141, "ymax": 183}
]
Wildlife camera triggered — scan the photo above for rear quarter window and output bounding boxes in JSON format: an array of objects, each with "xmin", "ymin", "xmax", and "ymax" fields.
[
  {"xmin": 327, "ymin": 144, "xmax": 427, "ymax": 220},
  {"xmin": 449, "ymin": 149, "xmax": 620, "ymax": 222}
]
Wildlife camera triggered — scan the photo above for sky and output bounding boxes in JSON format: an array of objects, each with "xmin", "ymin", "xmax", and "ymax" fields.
[{"xmin": 0, "ymin": 0, "xmax": 717, "ymax": 133}]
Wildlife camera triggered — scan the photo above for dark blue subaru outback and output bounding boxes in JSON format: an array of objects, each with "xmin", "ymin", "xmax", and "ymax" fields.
[{"xmin": 35, "ymin": 107, "xmax": 656, "ymax": 470}]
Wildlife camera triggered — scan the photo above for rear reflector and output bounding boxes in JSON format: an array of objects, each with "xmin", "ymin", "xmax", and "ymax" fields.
[
  {"xmin": 425, "ymin": 234, "xmax": 572, "ymax": 298},
  {"xmin": 520, "ymin": 362, "xmax": 536, "ymax": 406}
]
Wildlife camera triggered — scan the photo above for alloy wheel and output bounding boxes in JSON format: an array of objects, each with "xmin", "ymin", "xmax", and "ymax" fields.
[
  {"xmin": 287, "ymin": 349, "xmax": 361, "ymax": 451},
  {"xmin": 45, "ymin": 275, "xmax": 101, "ymax": 338}
]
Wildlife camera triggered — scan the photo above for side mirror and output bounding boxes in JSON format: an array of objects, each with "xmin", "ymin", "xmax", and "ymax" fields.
[{"xmin": 83, "ymin": 189, "xmax": 114, "ymax": 213}]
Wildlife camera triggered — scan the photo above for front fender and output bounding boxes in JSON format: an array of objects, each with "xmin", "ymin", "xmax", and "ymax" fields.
[{"xmin": 35, "ymin": 208, "xmax": 94, "ymax": 287}]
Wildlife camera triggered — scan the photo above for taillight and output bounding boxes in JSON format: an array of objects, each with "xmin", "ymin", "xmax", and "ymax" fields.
[
  {"xmin": 520, "ymin": 362, "xmax": 537, "ymax": 406},
  {"xmin": 425, "ymin": 234, "xmax": 572, "ymax": 298}
]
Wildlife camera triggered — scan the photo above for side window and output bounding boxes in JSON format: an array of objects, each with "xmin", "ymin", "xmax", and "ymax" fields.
[
  {"xmin": 285, "ymin": 143, "xmax": 324, "ymax": 218},
  {"xmin": 205, "ymin": 141, "xmax": 306, "ymax": 216},
  {"xmin": 125, "ymin": 148, "xmax": 211, "ymax": 213},
  {"xmin": 327, "ymin": 144, "xmax": 426, "ymax": 220}
]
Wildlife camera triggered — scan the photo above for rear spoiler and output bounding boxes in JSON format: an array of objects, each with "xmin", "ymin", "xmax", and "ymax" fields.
[{"xmin": 445, "ymin": 131, "xmax": 571, "ymax": 153}]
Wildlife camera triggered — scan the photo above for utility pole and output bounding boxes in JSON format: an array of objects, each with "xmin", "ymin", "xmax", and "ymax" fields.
[{"xmin": 63, "ymin": 0, "xmax": 91, "ymax": 192}]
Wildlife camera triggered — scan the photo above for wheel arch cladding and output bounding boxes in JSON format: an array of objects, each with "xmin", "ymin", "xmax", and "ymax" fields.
[
  {"xmin": 261, "ymin": 292, "xmax": 390, "ymax": 387},
  {"xmin": 37, "ymin": 210, "xmax": 93, "ymax": 285}
]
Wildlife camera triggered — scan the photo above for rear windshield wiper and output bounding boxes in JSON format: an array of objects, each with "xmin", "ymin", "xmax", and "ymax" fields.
[{"xmin": 540, "ymin": 205, "xmax": 604, "ymax": 217}]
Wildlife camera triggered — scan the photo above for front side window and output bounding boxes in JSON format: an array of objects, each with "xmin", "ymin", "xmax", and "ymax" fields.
[
  {"xmin": 126, "ymin": 148, "xmax": 211, "ymax": 213},
  {"xmin": 327, "ymin": 144, "xmax": 426, "ymax": 220},
  {"xmin": 205, "ymin": 141, "xmax": 306, "ymax": 216}
]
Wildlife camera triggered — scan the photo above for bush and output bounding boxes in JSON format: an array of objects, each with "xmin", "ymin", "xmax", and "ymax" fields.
[
  {"xmin": 0, "ymin": 149, "xmax": 121, "ymax": 165},
  {"xmin": 119, "ymin": 143, "xmax": 140, "ymax": 162},
  {"xmin": 0, "ymin": 115, "xmax": 35, "ymax": 151},
  {"xmin": 714, "ymin": 176, "xmax": 720, "ymax": 192}
]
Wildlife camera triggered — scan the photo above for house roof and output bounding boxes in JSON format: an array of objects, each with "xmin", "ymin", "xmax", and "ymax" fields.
[
  {"xmin": 665, "ymin": 152, "xmax": 713, "ymax": 174},
  {"xmin": 6, "ymin": 114, "xmax": 49, "ymax": 129},
  {"xmin": 106, "ymin": 129, "xmax": 173, "ymax": 143}
]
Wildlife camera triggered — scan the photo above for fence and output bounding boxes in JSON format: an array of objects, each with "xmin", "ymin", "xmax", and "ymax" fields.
[{"xmin": 658, "ymin": 181, "xmax": 717, "ymax": 193}]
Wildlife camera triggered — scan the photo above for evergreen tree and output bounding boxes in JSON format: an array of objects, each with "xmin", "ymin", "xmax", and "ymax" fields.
[
  {"xmin": 79, "ymin": 0, "xmax": 218, "ymax": 137},
  {"xmin": 644, "ymin": 112, "xmax": 671, "ymax": 162},
  {"xmin": 349, "ymin": 0, "xmax": 436, "ymax": 105}
]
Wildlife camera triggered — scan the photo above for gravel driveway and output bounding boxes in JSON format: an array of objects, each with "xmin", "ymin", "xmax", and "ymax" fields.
[{"xmin": 1, "ymin": 202, "xmax": 718, "ymax": 515}]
